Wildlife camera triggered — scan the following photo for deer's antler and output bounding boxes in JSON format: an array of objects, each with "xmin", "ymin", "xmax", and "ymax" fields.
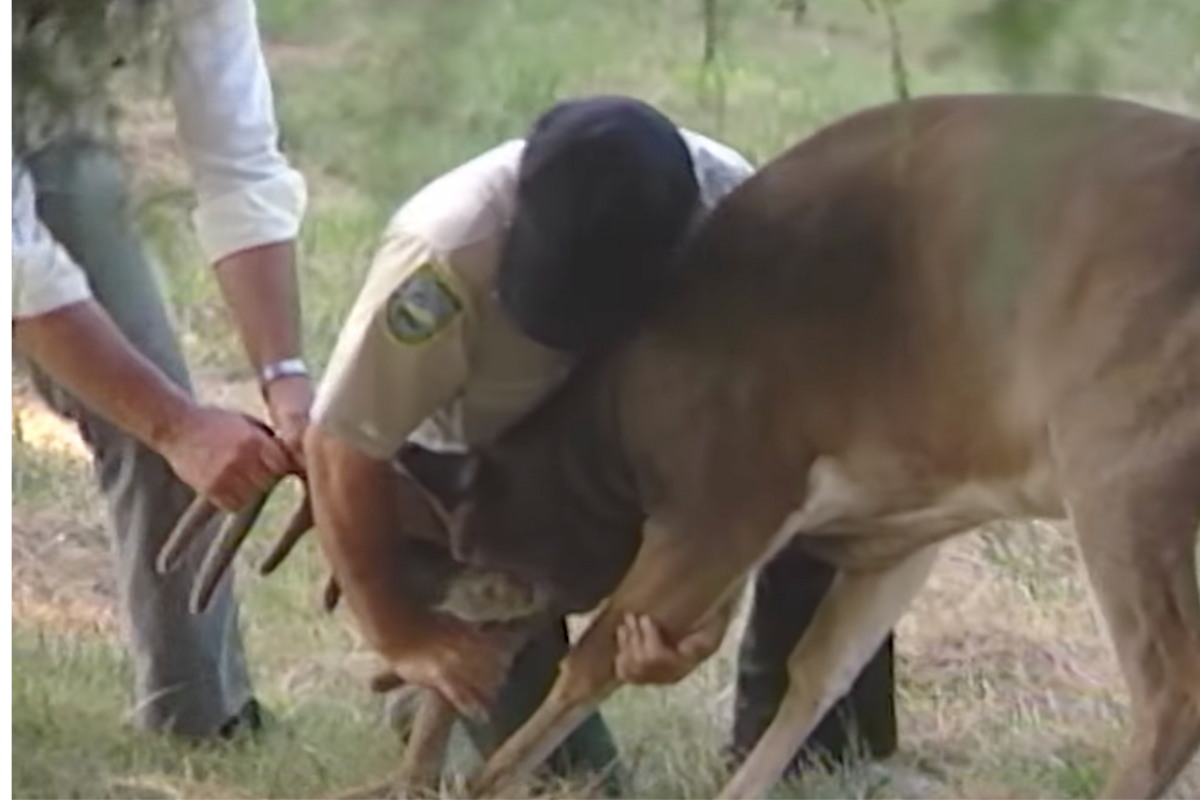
[{"xmin": 155, "ymin": 475, "xmax": 316, "ymax": 614}]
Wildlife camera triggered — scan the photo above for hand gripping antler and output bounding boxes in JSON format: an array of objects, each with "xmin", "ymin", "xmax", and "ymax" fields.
[
  {"xmin": 154, "ymin": 438, "xmax": 458, "ymax": 616},
  {"xmin": 153, "ymin": 413, "xmax": 324, "ymax": 613}
]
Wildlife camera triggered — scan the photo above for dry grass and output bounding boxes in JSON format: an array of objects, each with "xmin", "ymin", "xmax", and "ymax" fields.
[{"xmin": 12, "ymin": 381, "xmax": 1200, "ymax": 797}]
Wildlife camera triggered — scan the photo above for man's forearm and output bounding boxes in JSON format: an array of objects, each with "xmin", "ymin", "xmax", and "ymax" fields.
[
  {"xmin": 213, "ymin": 240, "xmax": 303, "ymax": 371},
  {"xmin": 14, "ymin": 300, "xmax": 194, "ymax": 450},
  {"xmin": 304, "ymin": 425, "xmax": 442, "ymax": 655}
]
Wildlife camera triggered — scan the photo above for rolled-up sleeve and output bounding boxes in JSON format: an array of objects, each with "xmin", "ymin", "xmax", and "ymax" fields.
[
  {"xmin": 12, "ymin": 155, "xmax": 94, "ymax": 319},
  {"xmin": 170, "ymin": 0, "xmax": 308, "ymax": 264}
]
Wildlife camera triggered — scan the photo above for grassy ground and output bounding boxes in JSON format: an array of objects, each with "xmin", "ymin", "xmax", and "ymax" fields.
[{"xmin": 11, "ymin": 0, "xmax": 1200, "ymax": 797}]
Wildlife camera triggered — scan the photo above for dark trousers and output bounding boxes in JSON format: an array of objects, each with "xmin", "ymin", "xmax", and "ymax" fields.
[{"xmin": 733, "ymin": 542, "xmax": 898, "ymax": 774}]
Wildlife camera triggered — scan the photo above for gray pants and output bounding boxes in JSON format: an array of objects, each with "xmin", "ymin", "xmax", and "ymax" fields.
[{"xmin": 20, "ymin": 134, "xmax": 255, "ymax": 738}]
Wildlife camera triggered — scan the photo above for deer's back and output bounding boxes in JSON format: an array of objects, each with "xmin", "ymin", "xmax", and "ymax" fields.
[{"xmin": 621, "ymin": 93, "xmax": 1200, "ymax": 547}]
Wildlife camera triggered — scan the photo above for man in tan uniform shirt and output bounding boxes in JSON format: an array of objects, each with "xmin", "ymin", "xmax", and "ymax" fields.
[{"xmin": 306, "ymin": 96, "xmax": 898, "ymax": 789}]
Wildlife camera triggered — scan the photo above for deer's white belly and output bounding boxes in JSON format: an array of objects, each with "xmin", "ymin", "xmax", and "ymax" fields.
[{"xmin": 760, "ymin": 455, "xmax": 1065, "ymax": 566}]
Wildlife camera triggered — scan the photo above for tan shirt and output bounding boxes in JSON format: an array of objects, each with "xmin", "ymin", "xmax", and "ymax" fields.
[{"xmin": 311, "ymin": 131, "xmax": 754, "ymax": 459}]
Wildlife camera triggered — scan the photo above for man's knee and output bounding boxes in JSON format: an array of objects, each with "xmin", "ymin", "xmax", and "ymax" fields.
[{"xmin": 25, "ymin": 134, "xmax": 129, "ymax": 210}]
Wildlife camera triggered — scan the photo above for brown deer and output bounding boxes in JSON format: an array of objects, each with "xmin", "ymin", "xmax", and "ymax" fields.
[
  {"xmin": 164, "ymin": 92, "xmax": 1200, "ymax": 800},
  {"xmin": 451, "ymin": 91, "xmax": 1200, "ymax": 800}
]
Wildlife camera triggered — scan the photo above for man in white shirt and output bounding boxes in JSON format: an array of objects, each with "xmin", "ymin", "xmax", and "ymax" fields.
[{"xmin": 12, "ymin": 0, "xmax": 310, "ymax": 739}]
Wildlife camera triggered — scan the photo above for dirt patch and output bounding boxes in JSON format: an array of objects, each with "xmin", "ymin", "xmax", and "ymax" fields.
[{"xmin": 13, "ymin": 512, "xmax": 118, "ymax": 636}]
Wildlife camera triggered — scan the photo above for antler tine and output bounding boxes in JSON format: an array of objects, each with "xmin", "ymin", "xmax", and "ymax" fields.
[
  {"xmin": 257, "ymin": 490, "xmax": 315, "ymax": 575},
  {"xmin": 156, "ymin": 494, "xmax": 222, "ymax": 575},
  {"xmin": 188, "ymin": 480, "xmax": 279, "ymax": 614}
]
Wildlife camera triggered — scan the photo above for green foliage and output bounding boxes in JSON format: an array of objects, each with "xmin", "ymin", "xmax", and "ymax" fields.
[
  {"xmin": 12, "ymin": 625, "xmax": 404, "ymax": 799},
  {"xmin": 953, "ymin": 0, "xmax": 1081, "ymax": 88},
  {"xmin": 113, "ymin": 0, "xmax": 1197, "ymax": 375},
  {"xmin": 12, "ymin": 0, "xmax": 176, "ymax": 153},
  {"xmin": 863, "ymin": 0, "xmax": 912, "ymax": 101}
]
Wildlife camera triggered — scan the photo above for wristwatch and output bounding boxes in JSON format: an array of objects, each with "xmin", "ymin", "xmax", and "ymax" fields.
[{"xmin": 259, "ymin": 357, "xmax": 309, "ymax": 388}]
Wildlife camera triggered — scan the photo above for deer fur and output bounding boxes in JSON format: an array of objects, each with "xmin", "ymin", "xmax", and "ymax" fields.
[
  {"xmin": 162, "ymin": 91, "xmax": 1200, "ymax": 800},
  {"xmin": 448, "ymin": 92, "xmax": 1200, "ymax": 800}
]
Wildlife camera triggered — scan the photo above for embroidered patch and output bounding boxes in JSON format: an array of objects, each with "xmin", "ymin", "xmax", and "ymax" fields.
[{"xmin": 384, "ymin": 264, "xmax": 463, "ymax": 344}]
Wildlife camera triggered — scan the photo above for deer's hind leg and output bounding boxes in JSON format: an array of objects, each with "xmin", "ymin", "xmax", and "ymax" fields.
[
  {"xmin": 1058, "ymin": 425, "xmax": 1200, "ymax": 800},
  {"xmin": 715, "ymin": 543, "xmax": 940, "ymax": 800}
]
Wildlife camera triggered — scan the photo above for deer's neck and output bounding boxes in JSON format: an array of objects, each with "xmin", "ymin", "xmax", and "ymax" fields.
[{"xmin": 550, "ymin": 354, "xmax": 644, "ymax": 534}]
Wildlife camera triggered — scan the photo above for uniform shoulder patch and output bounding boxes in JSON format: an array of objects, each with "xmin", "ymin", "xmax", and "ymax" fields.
[{"xmin": 384, "ymin": 263, "xmax": 464, "ymax": 344}]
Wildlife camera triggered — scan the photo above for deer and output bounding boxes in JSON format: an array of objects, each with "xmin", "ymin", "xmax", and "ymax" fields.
[{"xmin": 160, "ymin": 91, "xmax": 1200, "ymax": 800}]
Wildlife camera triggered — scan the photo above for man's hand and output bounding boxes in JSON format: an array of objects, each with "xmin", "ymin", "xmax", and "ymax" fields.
[
  {"xmin": 615, "ymin": 613, "xmax": 726, "ymax": 686},
  {"xmin": 384, "ymin": 616, "xmax": 515, "ymax": 720},
  {"xmin": 304, "ymin": 425, "xmax": 513, "ymax": 719},
  {"xmin": 15, "ymin": 298, "xmax": 291, "ymax": 512},
  {"xmin": 156, "ymin": 406, "xmax": 293, "ymax": 512},
  {"xmin": 263, "ymin": 374, "xmax": 313, "ymax": 465}
]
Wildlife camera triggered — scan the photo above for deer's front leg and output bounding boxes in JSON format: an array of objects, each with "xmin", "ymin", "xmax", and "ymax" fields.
[{"xmin": 468, "ymin": 515, "xmax": 776, "ymax": 798}]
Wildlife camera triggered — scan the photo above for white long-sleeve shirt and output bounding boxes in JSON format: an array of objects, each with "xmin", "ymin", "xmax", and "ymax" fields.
[{"xmin": 12, "ymin": 0, "xmax": 308, "ymax": 319}]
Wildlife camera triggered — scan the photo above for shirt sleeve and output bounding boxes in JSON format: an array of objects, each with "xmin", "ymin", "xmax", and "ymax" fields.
[
  {"xmin": 169, "ymin": 0, "xmax": 308, "ymax": 265},
  {"xmin": 680, "ymin": 128, "xmax": 757, "ymax": 210},
  {"xmin": 11, "ymin": 153, "xmax": 94, "ymax": 319},
  {"xmin": 311, "ymin": 226, "xmax": 473, "ymax": 460}
]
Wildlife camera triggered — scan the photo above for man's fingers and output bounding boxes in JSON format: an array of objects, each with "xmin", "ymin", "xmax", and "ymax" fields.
[
  {"xmin": 622, "ymin": 615, "xmax": 649, "ymax": 667},
  {"xmin": 615, "ymin": 614, "xmax": 674, "ymax": 684},
  {"xmin": 256, "ymin": 433, "xmax": 294, "ymax": 477},
  {"xmin": 435, "ymin": 664, "xmax": 489, "ymax": 722},
  {"xmin": 398, "ymin": 624, "xmax": 510, "ymax": 723},
  {"xmin": 230, "ymin": 418, "xmax": 292, "ymax": 483},
  {"xmin": 207, "ymin": 475, "xmax": 258, "ymax": 514},
  {"xmin": 215, "ymin": 437, "xmax": 273, "ymax": 498},
  {"xmin": 678, "ymin": 633, "xmax": 711, "ymax": 666},
  {"xmin": 245, "ymin": 458, "xmax": 278, "ymax": 495},
  {"xmin": 615, "ymin": 621, "xmax": 633, "ymax": 681},
  {"xmin": 679, "ymin": 632, "xmax": 708, "ymax": 660},
  {"xmin": 270, "ymin": 414, "xmax": 307, "ymax": 469},
  {"xmin": 441, "ymin": 683, "xmax": 485, "ymax": 722},
  {"xmin": 616, "ymin": 616, "xmax": 632, "ymax": 656},
  {"xmin": 637, "ymin": 614, "xmax": 667, "ymax": 655}
]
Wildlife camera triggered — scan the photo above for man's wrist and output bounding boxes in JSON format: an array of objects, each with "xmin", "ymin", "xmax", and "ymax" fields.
[
  {"xmin": 259, "ymin": 357, "xmax": 309, "ymax": 394},
  {"xmin": 147, "ymin": 393, "xmax": 200, "ymax": 455}
]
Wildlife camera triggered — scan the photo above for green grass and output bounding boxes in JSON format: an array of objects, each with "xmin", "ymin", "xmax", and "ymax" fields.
[
  {"xmin": 12, "ymin": 626, "xmax": 401, "ymax": 800},
  {"xmin": 120, "ymin": 0, "xmax": 1200, "ymax": 371},
  {"xmin": 12, "ymin": 0, "xmax": 1200, "ymax": 796}
]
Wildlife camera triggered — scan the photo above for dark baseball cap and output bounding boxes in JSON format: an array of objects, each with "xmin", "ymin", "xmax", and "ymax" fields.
[{"xmin": 496, "ymin": 95, "xmax": 700, "ymax": 353}]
